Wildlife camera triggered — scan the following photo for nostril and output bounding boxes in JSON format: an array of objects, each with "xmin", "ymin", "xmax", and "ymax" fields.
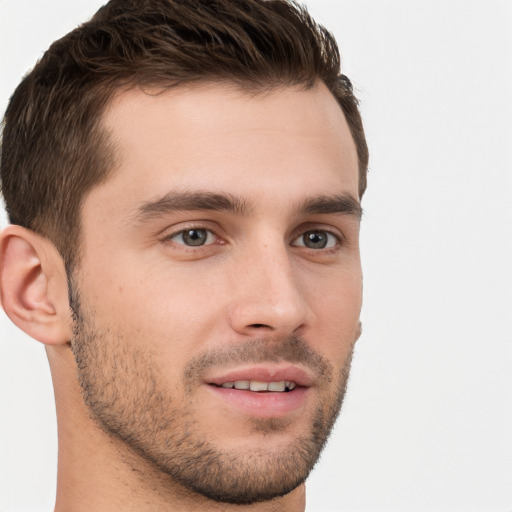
[{"xmin": 250, "ymin": 323, "xmax": 271, "ymax": 329}]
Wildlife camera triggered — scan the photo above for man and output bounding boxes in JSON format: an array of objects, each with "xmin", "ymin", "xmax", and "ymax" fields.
[{"xmin": 0, "ymin": 0, "xmax": 368, "ymax": 510}]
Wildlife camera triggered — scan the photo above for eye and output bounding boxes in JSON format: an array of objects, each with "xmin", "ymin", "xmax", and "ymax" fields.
[
  {"xmin": 292, "ymin": 230, "xmax": 339, "ymax": 250},
  {"xmin": 168, "ymin": 228, "xmax": 216, "ymax": 247}
]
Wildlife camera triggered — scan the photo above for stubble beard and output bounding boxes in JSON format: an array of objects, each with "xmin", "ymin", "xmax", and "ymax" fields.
[{"xmin": 69, "ymin": 285, "xmax": 354, "ymax": 505}]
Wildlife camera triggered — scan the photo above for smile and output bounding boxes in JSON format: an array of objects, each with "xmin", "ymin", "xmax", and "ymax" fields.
[
  {"xmin": 215, "ymin": 380, "xmax": 297, "ymax": 392},
  {"xmin": 205, "ymin": 367, "xmax": 311, "ymax": 418}
]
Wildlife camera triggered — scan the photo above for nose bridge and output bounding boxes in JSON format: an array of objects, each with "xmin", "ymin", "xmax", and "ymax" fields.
[{"xmin": 228, "ymin": 231, "xmax": 311, "ymax": 335}]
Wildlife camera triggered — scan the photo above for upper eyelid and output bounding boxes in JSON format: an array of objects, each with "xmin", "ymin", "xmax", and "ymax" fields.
[
  {"xmin": 162, "ymin": 229, "xmax": 218, "ymax": 244},
  {"xmin": 290, "ymin": 224, "xmax": 345, "ymax": 243},
  {"xmin": 160, "ymin": 227, "xmax": 222, "ymax": 251},
  {"xmin": 158, "ymin": 222, "xmax": 346, "ymax": 243},
  {"xmin": 170, "ymin": 227, "xmax": 216, "ymax": 245},
  {"xmin": 159, "ymin": 221, "xmax": 220, "ymax": 239},
  {"xmin": 291, "ymin": 229, "xmax": 343, "ymax": 249}
]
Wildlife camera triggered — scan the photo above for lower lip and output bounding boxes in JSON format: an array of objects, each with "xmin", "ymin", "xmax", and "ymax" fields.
[{"xmin": 206, "ymin": 385, "xmax": 309, "ymax": 418}]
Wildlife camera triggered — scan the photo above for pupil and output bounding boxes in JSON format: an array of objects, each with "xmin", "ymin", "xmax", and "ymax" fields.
[
  {"xmin": 304, "ymin": 231, "xmax": 327, "ymax": 249},
  {"xmin": 183, "ymin": 229, "xmax": 207, "ymax": 246}
]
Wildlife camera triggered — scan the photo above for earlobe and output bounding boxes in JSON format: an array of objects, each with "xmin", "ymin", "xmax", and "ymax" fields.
[{"xmin": 0, "ymin": 225, "xmax": 72, "ymax": 345}]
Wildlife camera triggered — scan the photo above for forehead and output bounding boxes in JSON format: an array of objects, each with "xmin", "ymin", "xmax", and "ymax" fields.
[{"xmin": 89, "ymin": 82, "xmax": 359, "ymax": 219}]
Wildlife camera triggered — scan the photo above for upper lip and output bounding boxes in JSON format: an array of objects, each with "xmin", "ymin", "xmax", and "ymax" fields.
[{"xmin": 205, "ymin": 364, "xmax": 315, "ymax": 387}]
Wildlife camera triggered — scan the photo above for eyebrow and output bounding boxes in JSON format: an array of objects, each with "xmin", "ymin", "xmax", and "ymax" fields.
[
  {"xmin": 132, "ymin": 191, "xmax": 250, "ymax": 222},
  {"xmin": 131, "ymin": 190, "xmax": 362, "ymax": 224},
  {"xmin": 297, "ymin": 194, "xmax": 363, "ymax": 220}
]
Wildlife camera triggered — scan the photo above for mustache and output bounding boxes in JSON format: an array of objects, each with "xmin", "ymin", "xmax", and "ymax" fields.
[{"xmin": 183, "ymin": 335, "xmax": 332, "ymax": 386}]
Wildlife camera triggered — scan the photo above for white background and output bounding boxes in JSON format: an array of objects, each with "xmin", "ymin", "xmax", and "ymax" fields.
[{"xmin": 1, "ymin": 1, "xmax": 511, "ymax": 511}]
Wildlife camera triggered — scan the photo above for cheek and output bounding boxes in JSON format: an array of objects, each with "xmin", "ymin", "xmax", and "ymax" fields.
[
  {"xmin": 307, "ymin": 268, "xmax": 362, "ymax": 362},
  {"xmin": 79, "ymin": 253, "xmax": 227, "ymax": 363}
]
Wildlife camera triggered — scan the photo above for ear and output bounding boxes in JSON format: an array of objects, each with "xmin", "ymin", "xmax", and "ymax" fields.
[
  {"xmin": 355, "ymin": 321, "xmax": 362, "ymax": 342},
  {"xmin": 0, "ymin": 225, "xmax": 73, "ymax": 345}
]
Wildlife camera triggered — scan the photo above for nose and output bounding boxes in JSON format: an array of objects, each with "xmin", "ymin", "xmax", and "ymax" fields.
[{"xmin": 227, "ymin": 240, "xmax": 313, "ymax": 338}]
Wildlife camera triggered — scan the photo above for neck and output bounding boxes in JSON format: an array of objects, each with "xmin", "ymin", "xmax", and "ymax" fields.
[{"xmin": 47, "ymin": 345, "xmax": 306, "ymax": 512}]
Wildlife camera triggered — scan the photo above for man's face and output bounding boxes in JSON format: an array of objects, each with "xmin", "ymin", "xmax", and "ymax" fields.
[{"xmin": 71, "ymin": 83, "xmax": 362, "ymax": 503}]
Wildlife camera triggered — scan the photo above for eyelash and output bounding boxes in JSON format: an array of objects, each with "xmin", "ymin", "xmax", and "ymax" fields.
[
  {"xmin": 160, "ymin": 225, "xmax": 344, "ymax": 254},
  {"xmin": 291, "ymin": 230, "xmax": 341, "ymax": 250},
  {"xmin": 160, "ymin": 225, "xmax": 222, "ymax": 248}
]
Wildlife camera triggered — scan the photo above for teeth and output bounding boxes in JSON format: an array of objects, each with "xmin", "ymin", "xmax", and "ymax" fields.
[
  {"xmin": 268, "ymin": 381, "xmax": 286, "ymax": 392},
  {"xmin": 250, "ymin": 380, "xmax": 268, "ymax": 391},
  {"xmin": 219, "ymin": 380, "xmax": 297, "ymax": 392}
]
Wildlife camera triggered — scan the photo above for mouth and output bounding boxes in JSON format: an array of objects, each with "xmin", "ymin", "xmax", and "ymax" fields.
[
  {"xmin": 213, "ymin": 380, "xmax": 297, "ymax": 392},
  {"xmin": 204, "ymin": 365, "xmax": 312, "ymax": 418}
]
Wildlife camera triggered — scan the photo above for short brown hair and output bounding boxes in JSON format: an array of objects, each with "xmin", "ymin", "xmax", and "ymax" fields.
[{"xmin": 0, "ymin": 0, "xmax": 368, "ymax": 271}]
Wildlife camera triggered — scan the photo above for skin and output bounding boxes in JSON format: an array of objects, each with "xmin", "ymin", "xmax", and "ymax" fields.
[{"xmin": 0, "ymin": 81, "xmax": 362, "ymax": 511}]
